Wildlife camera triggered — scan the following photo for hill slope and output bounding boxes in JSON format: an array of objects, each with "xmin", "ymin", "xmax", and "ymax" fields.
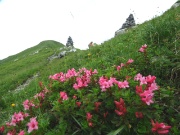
[{"xmin": 0, "ymin": 6, "xmax": 179, "ymax": 134}]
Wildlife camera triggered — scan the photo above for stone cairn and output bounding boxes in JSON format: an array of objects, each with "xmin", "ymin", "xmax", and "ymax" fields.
[
  {"xmin": 120, "ymin": 14, "xmax": 136, "ymax": 30},
  {"xmin": 115, "ymin": 14, "xmax": 136, "ymax": 36},
  {"xmin": 66, "ymin": 36, "xmax": 74, "ymax": 47}
]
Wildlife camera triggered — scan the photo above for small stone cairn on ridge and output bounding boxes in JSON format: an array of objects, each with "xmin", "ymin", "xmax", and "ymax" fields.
[
  {"xmin": 115, "ymin": 14, "xmax": 136, "ymax": 36},
  {"xmin": 66, "ymin": 36, "xmax": 74, "ymax": 47}
]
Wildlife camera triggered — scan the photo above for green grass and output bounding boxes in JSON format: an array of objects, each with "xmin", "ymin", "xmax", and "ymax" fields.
[{"xmin": 0, "ymin": 6, "xmax": 179, "ymax": 134}]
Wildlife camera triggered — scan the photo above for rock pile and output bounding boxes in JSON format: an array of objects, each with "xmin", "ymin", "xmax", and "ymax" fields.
[{"xmin": 115, "ymin": 14, "xmax": 136, "ymax": 36}]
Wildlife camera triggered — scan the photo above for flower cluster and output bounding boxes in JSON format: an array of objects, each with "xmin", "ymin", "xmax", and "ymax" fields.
[
  {"xmin": 134, "ymin": 73, "xmax": 158, "ymax": 105},
  {"xmin": 139, "ymin": 44, "xmax": 147, "ymax": 52},
  {"xmin": 23, "ymin": 99, "xmax": 35, "ymax": 110},
  {"xmin": 27, "ymin": 117, "xmax": 38, "ymax": 133},
  {"xmin": 6, "ymin": 112, "xmax": 29, "ymax": 126},
  {"xmin": 114, "ymin": 98, "xmax": 127, "ymax": 116},
  {"xmin": 86, "ymin": 112, "xmax": 93, "ymax": 127},
  {"xmin": 151, "ymin": 119, "xmax": 171, "ymax": 134},
  {"xmin": 98, "ymin": 76, "xmax": 129, "ymax": 91},
  {"xmin": 49, "ymin": 68, "xmax": 98, "ymax": 90}
]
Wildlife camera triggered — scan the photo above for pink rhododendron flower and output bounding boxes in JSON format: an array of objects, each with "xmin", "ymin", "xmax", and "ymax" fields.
[
  {"xmin": 136, "ymin": 85, "xmax": 143, "ymax": 95},
  {"xmin": 86, "ymin": 112, "xmax": 93, "ymax": 121},
  {"xmin": 116, "ymin": 65, "xmax": 121, "ymax": 71},
  {"xmin": 139, "ymin": 77, "xmax": 147, "ymax": 85},
  {"xmin": 76, "ymin": 102, "xmax": 81, "ymax": 107},
  {"xmin": 127, "ymin": 59, "xmax": 134, "ymax": 64},
  {"xmin": 114, "ymin": 98, "xmax": 127, "ymax": 116},
  {"xmin": 27, "ymin": 117, "xmax": 38, "ymax": 133},
  {"xmin": 9, "ymin": 112, "xmax": 27, "ymax": 126},
  {"xmin": 86, "ymin": 112, "xmax": 93, "ymax": 127},
  {"xmin": 60, "ymin": 91, "xmax": 68, "ymax": 100},
  {"xmin": 139, "ymin": 44, "xmax": 147, "ymax": 52},
  {"xmin": 117, "ymin": 80, "xmax": 129, "ymax": 89},
  {"xmin": 134, "ymin": 73, "xmax": 143, "ymax": 81},
  {"xmin": 151, "ymin": 119, "xmax": 171, "ymax": 134},
  {"xmin": 94, "ymin": 102, "xmax": 102, "ymax": 112},
  {"xmin": 0, "ymin": 126, "xmax": 4, "ymax": 133},
  {"xmin": 148, "ymin": 82, "xmax": 159, "ymax": 91},
  {"xmin": 73, "ymin": 95, "xmax": 77, "ymax": 99},
  {"xmin": 18, "ymin": 130, "xmax": 25, "ymax": 135},
  {"xmin": 23, "ymin": 99, "xmax": 35, "ymax": 110},
  {"xmin": 140, "ymin": 90, "xmax": 154, "ymax": 105},
  {"xmin": 135, "ymin": 112, "xmax": 143, "ymax": 118}
]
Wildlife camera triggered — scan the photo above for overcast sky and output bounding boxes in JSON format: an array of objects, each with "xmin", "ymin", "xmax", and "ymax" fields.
[{"xmin": 0, "ymin": 0, "xmax": 177, "ymax": 60}]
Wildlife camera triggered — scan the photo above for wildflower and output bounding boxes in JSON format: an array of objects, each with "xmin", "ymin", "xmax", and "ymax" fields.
[
  {"xmin": 76, "ymin": 102, "xmax": 81, "ymax": 107},
  {"xmin": 114, "ymin": 98, "xmax": 127, "ymax": 116},
  {"xmin": 60, "ymin": 91, "xmax": 68, "ymax": 100},
  {"xmin": 86, "ymin": 112, "xmax": 93, "ymax": 127},
  {"xmin": 88, "ymin": 53, "xmax": 91, "ymax": 56},
  {"xmin": 136, "ymin": 85, "xmax": 143, "ymax": 95},
  {"xmin": 11, "ymin": 103, "xmax": 15, "ymax": 107},
  {"xmin": 134, "ymin": 73, "xmax": 143, "ymax": 81},
  {"xmin": 23, "ymin": 99, "xmax": 35, "ymax": 110},
  {"xmin": 117, "ymin": 80, "xmax": 129, "ymax": 89},
  {"xmin": 126, "ymin": 59, "xmax": 134, "ymax": 64},
  {"xmin": 27, "ymin": 117, "xmax": 38, "ymax": 133},
  {"xmin": 0, "ymin": 126, "xmax": 4, "ymax": 133},
  {"xmin": 18, "ymin": 130, "xmax": 25, "ymax": 135},
  {"xmin": 140, "ymin": 90, "xmax": 154, "ymax": 105},
  {"xmin": 117, "ymin": 65, "xmax": 121, "ymax": 71},
  {"xmin": 135, "ymin": 112, "xmax": 143, "ymax": 118},
  {"xmin": 94, "ymin": 102, "xmax": 102, "ymax": 112},
  {"xmin": 151, "ymin": 119, "xmax": 171, "ymax": 134},
  {"xmin": 86, "ymin": 112, "xmax": 93, "ymax": 122},
  {"xmin": 139, "ymin": 44, "xmax": 147, "ymax": 52}
]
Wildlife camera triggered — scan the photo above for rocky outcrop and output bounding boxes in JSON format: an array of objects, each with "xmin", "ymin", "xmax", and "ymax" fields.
[
  {"xmin": 115, "ymin": 14, "xmax": 136, "ymax": 37},
  {"xmin": 171, "ymin": 1, "xmax": 180, "ymax": 8},
  {"xmin": 48, "ymin": 46, "xmax": 77, "ymax": 61}
]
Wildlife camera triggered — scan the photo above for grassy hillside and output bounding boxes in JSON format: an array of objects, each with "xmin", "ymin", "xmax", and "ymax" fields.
[{"xmin": 0, "ymin": 6, "xmax": 179, "ymax": 135}]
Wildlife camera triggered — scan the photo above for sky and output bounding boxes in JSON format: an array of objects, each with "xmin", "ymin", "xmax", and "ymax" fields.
[{"xmin": 0, "ymin": 0, "xmax": 177, "ymax": 60}]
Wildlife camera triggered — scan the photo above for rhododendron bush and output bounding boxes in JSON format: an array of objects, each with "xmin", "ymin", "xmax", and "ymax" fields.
[{"xmin": 0, "ymin": 44, "xmax": 172, "ymax": 134}]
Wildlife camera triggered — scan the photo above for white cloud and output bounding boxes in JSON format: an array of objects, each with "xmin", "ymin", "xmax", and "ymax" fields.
[{"xmin": 0, "ymin": 0, "xmax": 177, "ymax": 59}]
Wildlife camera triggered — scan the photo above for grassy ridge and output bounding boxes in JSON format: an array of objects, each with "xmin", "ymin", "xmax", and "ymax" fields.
[{"xmin": 0, "ymin": 6, "xmax": 179, "ymax": 133}]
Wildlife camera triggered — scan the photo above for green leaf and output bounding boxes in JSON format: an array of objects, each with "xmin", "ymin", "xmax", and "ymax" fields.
[{"xmin": 107, "ymin": 125, "xmax": 125, "ymax": 135}]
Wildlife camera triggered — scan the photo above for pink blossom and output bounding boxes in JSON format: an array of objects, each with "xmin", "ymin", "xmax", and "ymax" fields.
[
  {"xmin": 76, "ymin": 102, "xmax": 81, "ymax": 107},
  {"xmin": 0, "ymin": 126, "xmax": 4, "ymax": 133},
  {"xmin": 134, "ymin": 73, "xmax": 143, "ymax": 81},
  {"xmin": 135, "ymin": 112, "xmax": 143, "ymax": 118},
  {"xmin": 146, "ymin": 75, "xmax": 156, "ymax": 84},
  {"xmin": 136, "ymin": 85, "xmax": 143, "ymax": 95},
  {"xmin": 117, "ymin": 80, "xmax": 129, "ymax": 89},
  {"xmin": 114, "ymin": 98, "xmax": 127, "ymax": 116},
  {"xmin": 127, "ymin": 59, "xmax": 134, "ymax": 64},
  {"xmin": 140, "ymin": 77, "xmax": 147, "ymax": 85},
  {"xmin": 86, "ymin": 112, "xmax": 93, "ymax": 122},
  {"xmin": 27, "ymin": 117, "xmax": 38, "ymax": 133},
  {"xmin": 151, "ymin": 120, "xmax": 171, "ymax": 134},
  {"xmin": 60, "ymin": 91, "xmax": 68, "ymax": 100},
  {"xmin": 23, "ymin": 99, "xmax": 35, "ymax": 110},
  {"xmin": 140, "ymin": 90, "xmax": 154, "ymax": 105},
  {"xmin": 94, "ymin": 102, "xmax": 102, "ymax": 112},
  {"xmin": 116, "ymin": 65, "xmax": 121, "ymax": 71},
  {"xmin": 139, "ymin": 44, "xmax": 147, "ymax": 52},
  {"xmin": 148, "ymin": 82, "xmax": 159, "ymax": 91},
  {"xmin": 92, "ymin": 69, "xmax": 98, "ymax": 74},
  {"xmin": 18, "ymin": 130, "xmax": 25, "ymax": 135}
]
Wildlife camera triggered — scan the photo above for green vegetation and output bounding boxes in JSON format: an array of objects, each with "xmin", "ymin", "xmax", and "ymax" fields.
[{"xmin": 0, "ymin": 6, "xmax": 179, "ymax": 135}]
